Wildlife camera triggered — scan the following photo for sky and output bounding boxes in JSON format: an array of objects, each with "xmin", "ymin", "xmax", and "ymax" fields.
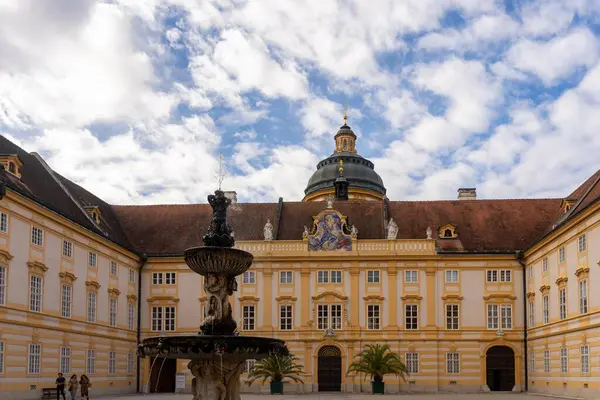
[{"xmin": 1, "ymin": 0, "xmax": 600, "ymax": 204}]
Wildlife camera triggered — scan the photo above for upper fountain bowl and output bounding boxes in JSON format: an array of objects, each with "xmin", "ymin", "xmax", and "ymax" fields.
[{"xmin": 184, "ymin": 246, "xmax": 253, "ymax": 277}]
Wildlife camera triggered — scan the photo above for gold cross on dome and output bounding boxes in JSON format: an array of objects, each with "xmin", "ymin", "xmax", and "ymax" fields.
[
  {"xmin": 338, "ymin": 159, "xmax": 344, "ymax": 175},
  {"xmin": 343, "ymin": 104, "xmax": 348, "ymax": 124}
]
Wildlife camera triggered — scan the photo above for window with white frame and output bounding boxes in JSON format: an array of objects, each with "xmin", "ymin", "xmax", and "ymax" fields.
[
  {"xmin": 544, "ymin": 350, "xmax": 550, "ymax": 373},
  {"xmin": 165, "ymin": 306, "xmax": 176, "ymax": 331},
  {"xmin": 87, "ymin": 292, "xmax": 96, "ymax": 322},
  {"xmin": 88, "ymin": 252, "xmax": 97, "ymax": 267},
  {"xmin": 127, "ymin": 352, "xmax": 134, "ymax": 374},
  {"xmin": 0, "ymin": 341, "xmax": 4, "ymax": 374},
  {"xmin": 501, "ymin": 304, "xmax": 513, "ymax": 329},
  {"xmin": 367, "ymin": 270, "xmax": 380, "ymax": 283},
  {"xmin": 317, "ymin": 304, "xmax": 329, "ymax": 330},
  {"xmin": 486, "ymin": 270, "xmax": 511, "ymax": 282},
  {"xmin": 528, "ymin": 301, "xmax": 535, "ymax": 327},
  {"xmin": 61, "ymin": 284, "xmax": 72, "ymax": 318},
  {"xmin": 529, "ymin": 351, "xmax": 535, "ymax": 373},
  {"xmin": 62, "ymin": 240, "xmax": 73, "ymax": 258},
  {"xmin": 165, "ymin": 272, "xmax": 176, "ymax": 285},
  {"xmin": 128, "ymin": 303, "xmax": 135, "ymax": 330},
  {"xmin": 152, "ymin": 272, "xmax": 163, "ymax": 285},
  {"xmin": 86, "ymin": 349, "xmax": 95, "ymax": 374},
  {"xmin": 559, "ymin": 288, "xmax": 567, "ymax": 320},
  {"xmin": 242, "ymin": 271, "xmax": 255, "ymax": 284},
  {"xmin": 0, "ymin": 265, "xmax": 6, "ymax": 306},
  {"xmin": 317, "ymin": 270, "xmax": 329, "ymax": 283},
  {"xmin": 150, "ymin": 305, "xmax": 176, "ymax": 331},
  {"xmin": 446, "ymin": 304, "xmax": 459, "ymax": 330},
  {"xmin": 280, "ymin": 271, "xmax": 293, "ymax": 284},
  {"xmin": 446, "ymin": 352, "xmax": 460, "ymax": 374},
  {"xmin": 405, "ymin": 304, "xmax": 418, "ymax": 330},
  {"xmin": 330, "ymin": 270, "xmax": 342, "ymax": 283},
  {"xmin": 129, "ymin": 269, "xmax": 135, "ymax": 283},
  {"xmin": 109, "ymin": 298, "xmax": 118, "ymax": 327},
  {"xmin": 0, "ymin": 212, "xmax": 7, "ymax": 233},
  {"xmin": 580, "ymin": 345, "xmax": 589, "ymax": 374},
  {"xmin": 331, "ymin": 304, "xmax": 342, "ymax": 330},
  {"xmin": 487, "ymin": 304, "xmax": 499, "ymax": 329},
  {"xmin": 151, "ymin": 306, "xmax": 163, "ymax": 331},
  {"xmin": 243, "ymin": 305, "xmax": 255, "ymax": 330},
  {"xmin": 280, "ymin": 305, "xmax": 292, "ymax": 330},
  {"xmin": 559, "ymin": 246, "xmax": 565, "ymax": 263},
  {"xmin": 59, "ymin": 347, "xmax": 70, "ymax": 374},
  {"xmin": 110, "ymin": 261, "xmax": 118, "ymax": 276},
  {"xmin": 560, "ymin": 347, "xmax": 568, "ymax": 373},
  {"xmin": 445, "ymin": 270, "xmax": 459, "ymax": 283},
  {"xmin": 244, "ymin": 359, "xmax": 255, "ymax": 374},
  {"xmin": 579, "ymin": 279, "xmax": 588, "ymax": 314},
  {"xmin": 29, "ymin": 275, "xmax": 43, "ymax": 312},
  {"xmin": 542, "ymin": 295, "xmax": 549, "ymax": 324},
  {"xmin": 367, "ymin": 304, "xmax": 380, "ymax": 330},
  {"xmin": 542, "ymin": 257, "xmax": 548, "ymax": 272},
  {"xmin": 31, "ymin": 226, "xmax": 43, "ymax": 247},
  {"xmin": 109, "ymin": 351, "xmax": 116, "ymax": 374},
  {"xmin": 405, "ymin": 270, "xmax": 418, "ymax": 283},
  {"xmin": 578, "ymin": 234, "xmax": 586, "ymax": 252},
  {"xmin": 28, "ymin": 344, "xmax": 41, "ymax": 374},
  {"xmin": 406, "ymin": 352, "xmax": 419, "ymax": 374}
]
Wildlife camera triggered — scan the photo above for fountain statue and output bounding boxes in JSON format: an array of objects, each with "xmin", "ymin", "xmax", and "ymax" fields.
[{"xmin": 138, "ymin": 190, "xmax": 287, "ymax": 400}]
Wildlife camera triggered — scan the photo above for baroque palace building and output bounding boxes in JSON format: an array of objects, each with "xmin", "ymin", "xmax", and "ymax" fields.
[{"xmin": 0, "ymin": 120, "xmax": 599, "ymax": 399}]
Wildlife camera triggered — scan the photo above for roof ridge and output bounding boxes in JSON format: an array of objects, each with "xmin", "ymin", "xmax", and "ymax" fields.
[{"xmin": 557, "ymin": 170, "xmax": 600, "ymax": 225}]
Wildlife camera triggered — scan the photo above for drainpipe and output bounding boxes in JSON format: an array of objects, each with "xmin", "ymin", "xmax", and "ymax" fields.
[
  {"xmin": 136, "ymin": 253, "xmax": 148, "ymax": 393},
  {"xmin": 516, "ymin": 250, "xmax": 528, "ymax": 392}
]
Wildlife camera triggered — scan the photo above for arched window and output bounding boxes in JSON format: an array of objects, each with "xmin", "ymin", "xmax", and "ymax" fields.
[
  {"xmin": 444, "ymin": 229, "xmax": 452, "ymax": 238},
  {"xmin": 343, "ymin": 139, "xmax": 348, "ymax": 151}
]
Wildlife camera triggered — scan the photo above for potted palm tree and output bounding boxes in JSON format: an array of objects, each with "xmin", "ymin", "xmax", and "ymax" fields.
[
  {"xmin": 245, "ymin": 353, "xmax": 304, "ymax": 394},
  {"xmin": 347, "ymin": 344, "xmax": 408, "ymax": 394}
]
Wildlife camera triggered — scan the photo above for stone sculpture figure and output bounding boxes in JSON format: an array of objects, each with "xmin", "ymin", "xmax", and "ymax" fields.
[
  {"xmin": 204, "ymin": 190, "xmax": 234, "ymax": 247},
  {"xmin": 426, "ymin": 226, "xmax": 433, "ymax": 240},
  {"xmin": 326, "ymin": 194, "xmax": 334, "ymax": 209},
  {"xmin": 302, "ymin": 225, "xmax": 310, "ymax": 239},
  {"xmin": 387, "ymin": 218, "xmax": 399, "ymax": 239},
  {"xmin": 201, "ymin": 273, "xmax": 236, "ymax": 335},
  {"xmin": 263, "ymin": 219, "xmax": 273, "ymax": 241},
  {"xmin": 350, "ymin": 224, "xmax": 358, "ymax": 239}
]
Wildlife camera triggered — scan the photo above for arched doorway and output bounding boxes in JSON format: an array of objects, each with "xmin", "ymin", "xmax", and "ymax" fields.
[
  {"xmin": 486, "ymin": 346, "xmax": 515, "ymax": 391},
  {"xmin": 318, "ymin": 346, "xmax": 342, "ymax": 392},
  {"xmin": 149, "ymin": 357, "xmax": 176, "ymax": 393}
]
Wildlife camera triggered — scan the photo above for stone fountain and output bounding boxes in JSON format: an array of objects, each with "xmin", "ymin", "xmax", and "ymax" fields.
[{"xmin": 138, "ymin": 190, "xmax": 287, "ymax": 400}]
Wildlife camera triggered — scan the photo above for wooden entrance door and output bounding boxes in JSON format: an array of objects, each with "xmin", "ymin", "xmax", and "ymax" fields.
[
  {"xmin": 486, "ymin": 346, "xmax": 515, "ymax": 391},
  {"xmin": 318, "ymin": 346, "xmax": 342, "ymax": 392}
]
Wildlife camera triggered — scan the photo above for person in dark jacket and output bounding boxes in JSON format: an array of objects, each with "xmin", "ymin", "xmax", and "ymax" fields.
[
  {"xmin": 79, "ymin": 374, "xmax": 90, "ymax": 399},
  {"xmin": 55, "ymin": 373, "xmax": 67, "ymax": 400}
]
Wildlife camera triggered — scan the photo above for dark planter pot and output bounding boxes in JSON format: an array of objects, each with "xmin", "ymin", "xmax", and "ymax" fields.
[
  {"xmin": 372, "ymin": 381, "xmax": 385, "ymax": 394},
  {"xmin": 270, "ymin": 381, "xmax": 284, "ymax": 394}
]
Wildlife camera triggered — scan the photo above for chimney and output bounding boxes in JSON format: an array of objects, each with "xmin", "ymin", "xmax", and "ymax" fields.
[
  {"xmin": 457, "ymin": 188, "xmax": 476, "ymax": 200},
  {"xmin": 223, "ymin": 191, "xmax": 238, "ymax": 204}
]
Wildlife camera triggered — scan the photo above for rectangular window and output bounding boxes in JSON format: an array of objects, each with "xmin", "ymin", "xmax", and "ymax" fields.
[
  {"xmin": 0, "ymin": 265, "xmax": 6, "ymax": 306},
  {"xmin": 367, "ymin": 304, "xmax": 380, "ymax": 330},
  {"xmin": 486, "ymin": 270, "xmax": 497, "ymax": 282},
  {"xmin": 405, "ymin": 304, "xmax": 418, "ymax": 330},
  {"xmin": 559, "ymin": 246, "xmax": 565, "ymax": 263},
  {"xmin": 109, "ymin": 298, "xmax": 118, "ymax": 327},
  {"xmin": 581, "ymin": 345, "xmax": 589, "ymax": 374},
  {"xmin": 445, "ymin": 270, "xmax": 459, "ymax": 283},
  {"xmin": 544, "ymin": 350, "xmax": 550, "ymax": 373},
  {"xmin": 542, "ymin": 257, "xmax": 548, "ymax": 272},
  {"xmin": 330, "ymin": 270, "xmax": 342, "ymax": 283},
  {"xmin": 165, "ymin": 272, "xmax": 176, "ymax": 285},
  {"xmin": 62, "ymin": 240, "xmax": 73, "ymax": 258},
  {"xmin": 560, "ymin": 347, "xmax": 568, "ymax": 373},
  {"xmin": 88, "ymin": 252, "xmax": 97, "ymax": 267},
  {"xmin": 331, "ymin": 304, "xmax": 342, "ymax": 330},
  {"xmin": 487, "ymin": 304, "xmax": 499, "ymax": 329},
  {"xmin": 152, "ymin": 272, "xmax": 163, "ymax": 285},
  {"xmin": 406, "ymin": 352, "xmax": 419, "ymax": 374},
  {"xmin": 129, "ymin": 269, "xmax": 135, "ymax": 283},
  {"xmin": 164, "ymin": 306, "xmax": 176, "ymax": 331},
  {"xmin": 367, "ymin": 270, "xmax": 380, "ymax": 283},
  {"xmin": 529, "ymin": 351, "xmax": 535, "ymax": 373},
  {"xmin": 151, "ymin": 306, "xmax": 163, "ymax": 331},
  {"xmin": 243, "ymin": 305, "xmax": 255, "ymax": 330},
  {"xmin": 578, "ymin": 234, "xmax": 586, "ymax": 252},
  {"xmin": 487, "ymin": 270, "xmax": 511, "ymax": 282},
  {"xmin": 280, "ymin": 271, "xmax": 293, "ymax": 284},
  {"xmin": 446, "ymin": 304, "xmax": 459, "ymax": 330},
  {"xmin": 87, "ymin": 292, "xmax": 96, "ymax": 322},
  {"xmin": 59, "ymin": 347, "xmax": 71, "ymax": 375},
  {"xmin": 28, "ymin": 344, "xmax": 41, "ymax": 374},
  {"xmin": 61, "ymin": 284, "xmax": 72, "ymax": 318},
  {"xmin": 405, "ymin": 270, "xmax": 418, "ymax": 283},
  {"xmin": 110, "ymin": 261, "xmax": 118, "ymax": 276},
  {"xmin": 528, "ymin": 267, "xmax": 533, "ymax": 280},
  {"xmin": 0, "ymin": 341, "xmax": 4, "ymax": 374},
  {"xmin": 109, "ymin": 351, "xmax": 116, "ymax": 374},
  {"xmin": 29, "ymin": 275, "xmax": 43, "ymax": 312},
  {"xmin": 500, "ymin": 270, "xmax": 511, "ymax": 282},
  {"xmin": 317, "ymin": 304, "xmax": 328, "ymax": 330},
  {"xmin": 528, "ymin": 301, "xmax": 535, "ymax": 327},
  {"xmin": 127, "ymin": 353, "xmax": 134, "ymax": 374},
  {"xmin": 244, "ymin": 359, "xmax": 255, "ymax": 374},
  {"xmin": 317, "ymin": 270, "xmax": 328, "ymax": 283},
  {"xmin": 542, "ymin": 295, "xmax": 549, "ymax": 324},
  {"xmin": 579, "ymin": 280, "xmax": 588, "ymax": 314},
  {"xmin": 0, "ymin": 212, "xmax": 7, "ymax": 233},
  {"xmin": 446, "ymin": 352, "xmax": 460, "ymax": 374},
  {"xmin": 501, "ymin": 304, "xmax": 513, "ymax": 329},
  {"xmin": 559, "ymin": 288, "xmax": 567, "ymax": 320},
  {"xmin": 128, "ymin": 303, "xmax": 135, "ymax": 330},
  {"xmin": 280, "ymin": 305, "xmax": 292, "ymax": 330},
  {"xmin": 86, "ymin": 349, "xmax": 95, "ymax": 374},
  {"xmin": 31, "ymin": 226, "xmax": 43, "ymax": 247},
  {"xmin": 242, "ymin": 271, "xmax": 255, "ymax": 284}
]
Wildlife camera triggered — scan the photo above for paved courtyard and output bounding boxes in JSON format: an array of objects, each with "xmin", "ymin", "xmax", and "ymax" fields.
[{"xmin": 94, "ymin": 394, "xmax": 571, "ymax": 400}]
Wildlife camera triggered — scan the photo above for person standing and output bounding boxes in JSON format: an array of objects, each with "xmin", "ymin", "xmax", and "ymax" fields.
[
  {"xmin": 55, "ymin": 373, "xmax": 67, "ymax": 400},
  {"xmin": 68, "ymin": 374, "xmax": 78, "ymax": 400},
  {"xmin": 79, "ymin": 374, "xmax": 90, "ymax": 400}
]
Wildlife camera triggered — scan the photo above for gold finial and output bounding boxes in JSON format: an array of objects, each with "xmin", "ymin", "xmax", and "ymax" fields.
[
  {"xmin": 343, "ymin": 104, "xmax": 348, "ymax": 125},
  {"xmin": 338, "ymin": 159, "xmax": 344, "ymax": 175}
]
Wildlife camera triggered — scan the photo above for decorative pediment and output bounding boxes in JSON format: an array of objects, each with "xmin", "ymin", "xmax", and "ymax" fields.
[
  {"xmin": 441, "ymin": 294, "xmax": 464, "ymax": 301},
  {"xmin": 85, "ymin": 280, "xmax": 100, "ymax": 291},
  {"xmin": 307, "ymin": 209, "xmax": 353, "ymax": 251},
  {"xmin": 127, "ymin": 294, "xmax": 138, "ymax": 302},
  {"xmin": 312, "ymin": 291, "xmax": 348, "ymax": 301},
  {"xmin": 555, "ymin": 277, "xmax": 568, "ymax": 286},
  {"xmin": 0, "ymin": 249, "xmax": 13, "ymax": 264},
  {"xmin": 146, "ymin": 295, "xmax": 179, "ymax": 303},
  {"xmin": 198, "ymin": 296, "xmax": 207, "ymax": 303},
  {"xmin": 539, "ymin": 285, "xmax": 551, "ymax": 294},
  {"xmin": 238, "ymin": 296, "xmax": 260, "ymax": 302},
  {"xmin": 483, "ymin": 293, "xmax": 517, "ymax": 301},
  {"xmin": 107, "ymin": 287, "xmax": 121, "ymax": 297},
  {"xmin": 27, "ymin": 261, "xmax": 48, "ymax": 275},
  {"xmin": 363, "ymin": 295, "xmax": 384, "ymax": 301},
  {"xmin": 574, "ymin": 266, "xmax": 590, "ymax": 279},
  {"xmin": 276, "ymin": 295, "xmax": 297, "ymax": 302},
  {"xmin": 439, "ymin": 224, "xmax": 458, "ymax": 239},
  {"xmin": 526, "ymin": 291, "xmax": 536, "ymax": 299},
  {"xmin": 401, "ymin": 294, "xmax": 423, "ymax": 301},
  {"xmin": 59, "ymin": 271, "xmax": 77, "ymax": 284}
]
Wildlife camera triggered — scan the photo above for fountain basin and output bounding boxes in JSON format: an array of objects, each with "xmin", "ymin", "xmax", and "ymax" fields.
[
  {"xmin": 184, "ymin": 247, "xmax": 253, "ymax": 277},
  {"xmin": 138, "ymin": 335, "xmax": 287, "ymax": 361}
]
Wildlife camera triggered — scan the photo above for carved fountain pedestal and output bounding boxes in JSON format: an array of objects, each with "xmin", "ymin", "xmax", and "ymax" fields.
[{"xmin": 138, "ymin": 190, "xmax": 287, "ymax": 400}]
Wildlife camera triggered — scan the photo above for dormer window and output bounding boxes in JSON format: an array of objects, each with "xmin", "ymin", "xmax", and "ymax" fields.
[
  {"xmin": 560, "ymin": 199, "xmax": 576, "ymax": 214},
  {"xmin": 84, "ymin": 206, "xmax": 101, "ymax": 224},
  {"xmin": 439, "ymin": 224, "xmax": 458, "ymax": 239},
  {"xmin": 0, "ymin": 154, "xmax": 23, "ymax": 178}
]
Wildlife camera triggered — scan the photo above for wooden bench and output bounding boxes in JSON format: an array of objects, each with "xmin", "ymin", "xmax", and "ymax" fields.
[{"xmin": 41, "ymin": 387, "xmax": 58, "ymax": 399}]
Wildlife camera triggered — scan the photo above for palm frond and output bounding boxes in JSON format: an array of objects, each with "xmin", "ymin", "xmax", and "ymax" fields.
[
  {"xmin": 245, "ymin": 353, "xmax": 305, "ymax": 386},
  {"xmin": 347, "ymin": 344, "xmax": 408, "ymax": 382}
]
